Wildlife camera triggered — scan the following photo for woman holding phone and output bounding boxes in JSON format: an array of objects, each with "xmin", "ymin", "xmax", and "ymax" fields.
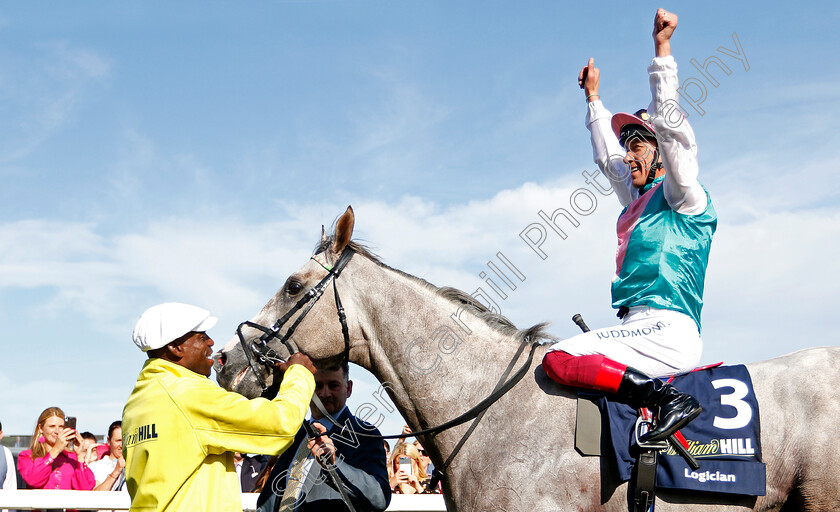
[
  {"xmin": 388, "ymin": 443, "xmax": 427, "ymax": 494},
  {"xmin": 17, "ymin": 406, "xmax": 96, "ymax": 490}
]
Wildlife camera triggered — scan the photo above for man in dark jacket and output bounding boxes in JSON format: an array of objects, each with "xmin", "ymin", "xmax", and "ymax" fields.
[
  {"xmin": 236, "ymin": 452, "xmax": 268, "ymax": 493},
  {"xmin": 257, "ymin": 362, "xmax": 390, "ymax": 512}
]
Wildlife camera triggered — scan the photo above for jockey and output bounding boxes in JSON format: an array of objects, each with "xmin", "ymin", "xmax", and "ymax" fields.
[{"xmin": 543, "ymin": 9, "xmax": 716, "ymax": 443}]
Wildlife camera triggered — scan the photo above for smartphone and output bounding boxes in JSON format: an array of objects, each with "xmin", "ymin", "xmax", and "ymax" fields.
[
  {"xmin": 398, "ymin": 456, "xmax": 412, "ymax": 475},
  {"xmin": 65, "ymin": 416, "xmax": 77, "ymax": 449}
]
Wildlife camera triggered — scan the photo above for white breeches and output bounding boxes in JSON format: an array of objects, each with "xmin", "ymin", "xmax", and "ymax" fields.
[{"xmin": 547, "ymin": 306, "xmax": 702, "ymax": 377}]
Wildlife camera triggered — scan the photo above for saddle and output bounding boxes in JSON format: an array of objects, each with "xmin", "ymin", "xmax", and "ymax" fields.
[{"xmin": 575, "ymin": 363, "xmax": 767, "ymax": 506}]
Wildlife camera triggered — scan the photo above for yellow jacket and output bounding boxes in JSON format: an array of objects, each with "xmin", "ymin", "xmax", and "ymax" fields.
[{"xmin": 123, "ymin": 358, "xmax": 314, "ymax": 512}]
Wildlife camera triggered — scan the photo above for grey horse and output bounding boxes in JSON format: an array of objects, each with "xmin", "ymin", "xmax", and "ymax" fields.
[{"xmin": 215, "ymin": 206, "xmax": 840, "ymax": 511}]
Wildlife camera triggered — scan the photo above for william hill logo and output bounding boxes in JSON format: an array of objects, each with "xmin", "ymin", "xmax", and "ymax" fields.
[
  {"xmin": 125, "ymin": 424, "xmax": 159, "ymax": 447},
  {"xmin": 663, "ymin": 438, "xmax": 719, "ymax": 457},
  {"xmin": 663, "ymin": 437, "xmax": 757, "ymax": 458}
]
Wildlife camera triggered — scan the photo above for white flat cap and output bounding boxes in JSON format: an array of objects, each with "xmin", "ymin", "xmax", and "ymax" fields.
[{"xmin": 133, "ymin": 302, "xmax": 218, "ymax": 352}]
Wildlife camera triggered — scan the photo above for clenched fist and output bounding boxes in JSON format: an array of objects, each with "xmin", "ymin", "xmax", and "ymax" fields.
[{"xmin": 653, "ymin": 8, "xmax": 678, "ymax": 57}]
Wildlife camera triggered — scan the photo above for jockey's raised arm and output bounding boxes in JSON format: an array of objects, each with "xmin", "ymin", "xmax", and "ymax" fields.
[
  {"xmin": 581, "ymin": 58, "xmax": 638, "ymax": 208},
  {"xmin": 648, "ymin": 8, "xmax": 707, "ymax": 215}
]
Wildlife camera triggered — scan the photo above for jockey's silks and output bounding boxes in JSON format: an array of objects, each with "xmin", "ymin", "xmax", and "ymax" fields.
[
  {"xmin": 123, "ymin": 358, "xmax": 314, "ymax": 512},
  {"xmin": 611, "ymin": 176, "xmax": 717, "ymax": 332}
]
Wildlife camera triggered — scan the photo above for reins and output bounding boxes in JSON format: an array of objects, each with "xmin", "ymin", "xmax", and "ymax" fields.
[{"xmin": 235, "ymin": 246, "xmax": 540, "ymax": 495}]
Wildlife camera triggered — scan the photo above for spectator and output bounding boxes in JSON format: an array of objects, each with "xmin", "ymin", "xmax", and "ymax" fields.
[
  {"xmin": 383, "ymin": 440, "xmax": 392, "ymax": 483},
  {"xmin": 123, "ymin": 302, "xmax": 316, "ymax": 512},
  {"xmin": 391, "ymin": 425, "xmax": 412, "ymax": 456},
  {"xmin": 413, "ymin": 440, "xmax": 436, "ymax": 490},
  {"xmin": 257, "ymin": 362, "xmax": 391, "ymax": 512},
  {"xmin": 95, "ymin": 442, "xmax": 110, "ymax": 461},
  {"xmin": 0, "ymin": 420, "xmax": 17, "ymax": 490},
  {"xmin": 251, "ymin": 454, "xmax": 279, "ymax": 494},
  {"xmin": 235, "ymin": 452, "xmax": 268, "ymax": 493},
  {"xmin": 90, "ymin": 421, "xmax": 125, "ymax": 491},
  {"xmin": 388, "ymin": 443, "xmax": 426, "ymax": 495},
  {"xmin": 80, "ymin": 431, "xmax": 100, "ymax": 465},
  {"xmin": 17, "ymin": 407, "xmax": 95, "ymax": 490}
]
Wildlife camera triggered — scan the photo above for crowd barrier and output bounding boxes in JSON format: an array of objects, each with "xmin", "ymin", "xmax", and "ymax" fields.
[{"xmin": 0, "ymin": 490, "xmax": 447, "ymax": 511}]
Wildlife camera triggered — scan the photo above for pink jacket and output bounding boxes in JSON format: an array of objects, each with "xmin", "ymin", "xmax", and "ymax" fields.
[{"xmin": 17, "ymin": 449, "xmax": 95, "ymax": 490}]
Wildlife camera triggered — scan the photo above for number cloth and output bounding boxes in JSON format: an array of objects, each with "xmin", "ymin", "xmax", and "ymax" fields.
[{"xmin": 600, "ymin": 364, "xmax": 766, "ymax": 496}]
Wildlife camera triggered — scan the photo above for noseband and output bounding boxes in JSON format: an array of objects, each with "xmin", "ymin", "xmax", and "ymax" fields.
[{"xmin": 235, "ymin": 248, "xmax": 355, "ymax": 393}]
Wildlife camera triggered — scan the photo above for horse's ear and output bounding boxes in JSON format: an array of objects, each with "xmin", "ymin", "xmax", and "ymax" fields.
[
  {"xmin": 332, "ymin": 205, "xmax": 354, "ymax": 254},
  {"xmin": 321, "ymin": 225, "xmax": 328, "ymax": 245}
]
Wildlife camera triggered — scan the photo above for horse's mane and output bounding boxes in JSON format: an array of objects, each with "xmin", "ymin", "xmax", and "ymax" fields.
[{"xmin": 315, "ymin": 237, "xmax": 553, "ymax": 344}]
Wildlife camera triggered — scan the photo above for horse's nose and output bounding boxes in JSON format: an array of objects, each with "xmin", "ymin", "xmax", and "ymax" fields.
[{"xmin": 213, "ymin": 351, "xmax": 226, "ymax": 368}]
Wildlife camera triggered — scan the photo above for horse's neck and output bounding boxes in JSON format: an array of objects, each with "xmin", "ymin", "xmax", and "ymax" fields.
[{"xmin": 349, "ymin": 260, "xmax": 526, "ymax": 432}]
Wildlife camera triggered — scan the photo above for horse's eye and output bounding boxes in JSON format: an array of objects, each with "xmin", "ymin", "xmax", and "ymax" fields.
[{"xmin": 286, "ymin": 280, "xmax": 304, "ymax": 296}]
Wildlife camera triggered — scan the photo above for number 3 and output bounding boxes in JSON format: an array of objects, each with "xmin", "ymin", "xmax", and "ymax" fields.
[{"xmin": 712, "ymin": 378, "xmax": 753, "ymax": 430}]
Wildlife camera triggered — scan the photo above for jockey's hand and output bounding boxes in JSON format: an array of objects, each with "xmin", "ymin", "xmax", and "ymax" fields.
[
  {"xmin": 653, "ymin": 8, "xmax": 678, "ymax": 57},
  {"xmin": 279, "ymin": 353, "xmax": 316, "ymax": 375},
  {"xmin": 578, "ymin": 58, "xmax": 600, "ymax": 100},
  {"xmin": 307, "ymin": 422, "xmax": 336, "ymax": 466}
]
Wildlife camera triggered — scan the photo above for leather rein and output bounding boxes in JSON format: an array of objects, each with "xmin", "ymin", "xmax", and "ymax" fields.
[{"xmin": 234, "ymin": 246, "xmax": 540, "ymax": 492}]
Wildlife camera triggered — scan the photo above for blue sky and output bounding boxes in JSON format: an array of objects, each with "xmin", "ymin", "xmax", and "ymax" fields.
[{"xmin": 1, "ymin": 2, "xmax": 839, "ymax": 438}]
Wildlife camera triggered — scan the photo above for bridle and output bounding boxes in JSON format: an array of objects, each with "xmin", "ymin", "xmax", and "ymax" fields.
[
  {"xmin": 233, "ymin": 245, "xmax": 539, "ymax": 495},
  {"xmin": 235, "ymin": 247, "xmax": 355, "ymax": 394},
  {"xmin": 233, "ymin": 246, "xmax": 360, "ymax": 511}
]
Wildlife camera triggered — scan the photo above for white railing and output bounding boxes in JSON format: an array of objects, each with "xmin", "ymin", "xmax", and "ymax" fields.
[{"xmin": 0, "ymin": 490, "xmax": 447, "ymax": 511}]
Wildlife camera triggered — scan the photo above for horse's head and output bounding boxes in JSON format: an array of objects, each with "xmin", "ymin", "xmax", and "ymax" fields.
[{"xmin": 215, "ymin": 206, "xmax": 359, "ymax": 398}]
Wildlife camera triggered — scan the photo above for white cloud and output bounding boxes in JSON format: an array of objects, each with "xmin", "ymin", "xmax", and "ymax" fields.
[
  {"xmin": 707, "ymin": 151, "xmax": 840, "ymax": 220},
  {"xmin": 702, "ymin": 207, "xmax": 840, "ymax": 363}
]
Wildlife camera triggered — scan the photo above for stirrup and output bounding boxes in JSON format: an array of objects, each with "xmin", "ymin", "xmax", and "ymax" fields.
[
  {"xmin": 634, "ymin": 416, "xmax": 668, "ymax": 450},
  {"xmin": 635, "ymin": 410, "xmax": 701, "ymax": 470}
]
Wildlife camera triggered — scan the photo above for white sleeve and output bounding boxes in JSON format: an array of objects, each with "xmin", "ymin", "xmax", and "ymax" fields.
[
  {"xmin": 648, "ymin": 56, "xmax": 707, "ymax": 215},
  {"xmin": 88, "ymin": 458, "xmax": 112, "ymax": 485},
  {"xmin": 586, "ymin": 100, "xmax": 638, "ymax": 207},
  {"xmin": 3, "ymin": 447, "xmax": 17, "ymax": 489}
]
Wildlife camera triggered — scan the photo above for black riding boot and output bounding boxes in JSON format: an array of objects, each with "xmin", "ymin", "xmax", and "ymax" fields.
[{"xmin": 616, "ymin": 367, "xmax": 702, "ymax": 443}]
